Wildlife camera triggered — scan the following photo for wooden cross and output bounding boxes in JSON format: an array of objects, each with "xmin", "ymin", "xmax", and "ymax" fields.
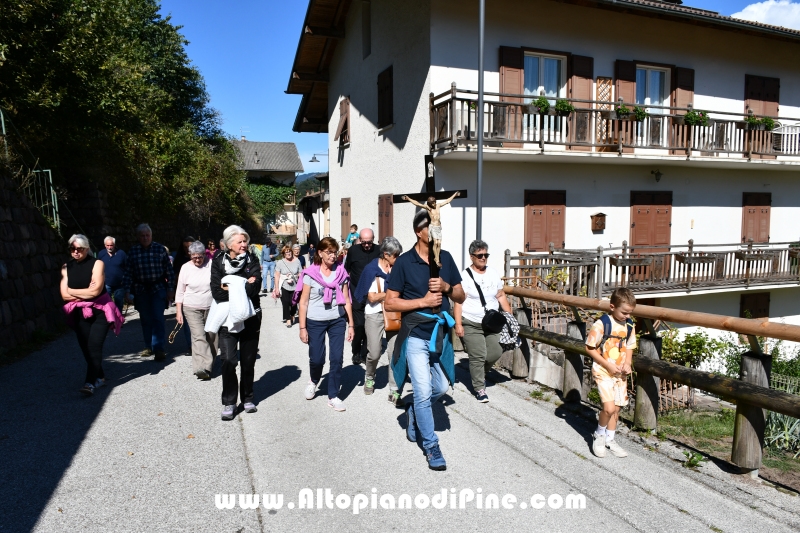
[{"xmin": 394, "ymin": 155, "xmax": 467, "ymax": 311}]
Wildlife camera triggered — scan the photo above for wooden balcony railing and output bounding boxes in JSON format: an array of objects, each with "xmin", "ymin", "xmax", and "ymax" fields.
[
  {"xmin": 503, "ymin": 240, "xmax": 800, "ymax": 297},
  {"xmin": 430, "ymin": 84, "xmax": 800, "ymax": 159}
]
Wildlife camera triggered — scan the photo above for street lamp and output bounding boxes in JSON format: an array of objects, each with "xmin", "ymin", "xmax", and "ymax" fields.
[{"xmin": 309, "ymin": 153, "xmax": 328, "ymax": 163}]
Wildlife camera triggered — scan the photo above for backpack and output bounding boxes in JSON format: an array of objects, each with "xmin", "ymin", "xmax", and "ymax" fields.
[{"xmin": 599, "ymin": 314, "xmax": 634, "ymax": 355}]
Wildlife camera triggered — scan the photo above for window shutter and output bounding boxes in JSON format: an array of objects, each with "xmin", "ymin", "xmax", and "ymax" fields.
[
  {"xmin": 378, "ymin": 193, "xmax": 393, "ymax": 241},
  {"xmin": 614, "ymin": 60, "xmax": 636, "ymax": 105},
  {"xmin": 340, "ymin": 197, "xmax": 351, "ymax": 241},
  {"xmin": 742, "ymin": 192, "xmax": 771, "ymax": 243},
  {"xmin": 524, "ymin": 190, "xmax": 566, "ymax": 251},
  {"xmin": 499, "ymin": 46, "xmax": 524, "ymax": 148},
  {"xmin": 333, "ymin": 97, "xmax": 350, "ymax": 144},
  {"xmin": 673, "ymin": 67, "xmax": 694, "ymax": 109},
  {"xmin": 377, "ymin": 66, "xmax": 393, "ymax": 128},
  {"xmin": 740, "ymin": 293, "xmax": 770, "ymax": 319},
  {"xmin": 569, "ymin": 55, "xmax": 593, "ymax": 151}
]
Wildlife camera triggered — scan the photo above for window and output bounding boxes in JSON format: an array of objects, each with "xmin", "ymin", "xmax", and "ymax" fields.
[
  {"xmin": 636, "ymin": 67, "xmax": 669, "ymax": 112},
  {"xmin": 524, "ymin": 190, "xmax": 566, "ymax": 252},
  {"xmin": 523, "ymin": 54, "xmax": 565, "ymax": 101},
  {"xmin": 377, "ymin": 66, "xmax": 393, "ymax": 129},
  {"xmin": 362, "ymin": 1, "xmax": 371, "ymax": 59},
  {"xmin": 333, "ymin": 97, "xmax": 350, "ymax": 147}
]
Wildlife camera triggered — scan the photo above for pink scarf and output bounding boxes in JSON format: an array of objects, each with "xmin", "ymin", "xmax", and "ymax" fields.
[
  {"xmin": 292, "ymin": 262, "xmax": 350, "ymax": 306},
  {"xmin": 63, "ymin": 292, "xmax": 125, "ymax": 335}
]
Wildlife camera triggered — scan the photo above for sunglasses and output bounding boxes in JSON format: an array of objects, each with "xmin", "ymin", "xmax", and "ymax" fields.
[
  {"xmin": 361, "ymin": 240, "xmax": 374, "ymax": 245},
  {"xmin": 471, "ymin": 253, "xmax": 490, "ymax": 259},
  {"xmin": 69, "ymin": 247, "xmax": 86, "ymax": 253}
]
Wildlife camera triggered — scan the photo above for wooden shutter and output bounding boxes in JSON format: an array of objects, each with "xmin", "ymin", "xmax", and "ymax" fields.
[
  {"xmin": 547, "ymin": 191, "xmax": 566, "ymax": 250},
  {"xmin": 500, "ymin": 46, "xmax": 524, "ymax": 148},
  {"xmin": 568, "ymin": 55, "xmax": 593, "ymax": 151},
  {"xmin": 378, "ymin": 193, "xmax": 393, "ymax": 241},
  {"xmin": 745, "ymin": 75, "xmax": 779, "ymax": 160},
  {"xmin": 524, "ymin": 190, "xmax": 566, "ymax": 252},
  {"xmin": 740, "ymin": 292, "xmax": 770, "ymax": 319},
  {"xmin": 377, "ymin": 66, "xmax": 393, "ymax": 128},
  {"xmin": 333, "ymin": 97, "xmax": 350, "ymax": 145},
  {"xmin": 340, "ymin": 197, "xmax": 351, "ymax": 241},
  {"xmin": 672, "ymin": 67, "xmax": 695, "ymax": 109},
  {"xmin": 630, "ymin": 192, "xmax": 672, "ymax": 248},
  {"xmin": 742, "ymin": 192, "xmax": 771, "ymax": 243},
  {"xmin": 615, "ymin": 60, "xmax": 636, "ymax": 105}
]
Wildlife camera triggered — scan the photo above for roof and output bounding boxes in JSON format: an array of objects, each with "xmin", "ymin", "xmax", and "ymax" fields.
[
  {"xmin": 231, "ymin": 140, "xmax": 304, "ymax": 173},
  {"xmin": 288, "ymin": 0, "xmax": 800, "ymax": 134}
]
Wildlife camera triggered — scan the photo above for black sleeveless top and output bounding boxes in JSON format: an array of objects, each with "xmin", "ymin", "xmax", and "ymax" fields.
[{"xmin": 67, "ymin": 257, "xmax": 107, "ymax": 295}]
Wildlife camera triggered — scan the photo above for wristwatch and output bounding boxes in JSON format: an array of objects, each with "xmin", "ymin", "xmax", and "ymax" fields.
[{"xmin": 443, "ymin": 283, "xmax": 453, "ymax": 297}]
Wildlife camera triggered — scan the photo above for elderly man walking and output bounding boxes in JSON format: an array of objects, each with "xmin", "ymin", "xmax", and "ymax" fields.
[
  {"xmin": 97, "ymin": 236, "xmax": 127, "ymax": 312},
  {"xmin": 123, "ymin": 224, "xmax": 175, "ymax": 361},
  {"xmin": 344, "ymin": 227, "xmax": 380, "ymax": 365},
  {"xmin": 261, "ymin": 237, "xmax": 278, "ymax": 295}
]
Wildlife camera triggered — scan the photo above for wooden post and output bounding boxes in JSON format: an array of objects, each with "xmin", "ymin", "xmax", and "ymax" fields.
[
  {"xmin": 562, "ymin": 321, "xmax": 586, "ymax": 402},
  {"xmin": 504, "ymin": 249, "xmax": 511, "ymax": 281},
  {"xmin": 634, "ymin": 333, "xmax": 661, "ymax": 430},
  {"xmin": 731, "ymin": 350, "xmax": 771, "ymax": 477},
  {"xmin": 595, "ymin": 245, "xmax": 604, "ymax": 299},
  {"xmin": 511, "ymin": 308, "xmax": 531, "ymax": 379}
]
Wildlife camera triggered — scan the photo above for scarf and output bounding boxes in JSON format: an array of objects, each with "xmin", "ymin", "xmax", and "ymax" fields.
[
  {"xmin": 353, "ymin": 258, "xmax": 389, "ymax": 305},
  {"xmin": 292, "ymin": 262, "xmax": 350, "ymax": 306},
  {"xmin": 224, "ymin": 252, "xmax": 248, "ymax": 274}
]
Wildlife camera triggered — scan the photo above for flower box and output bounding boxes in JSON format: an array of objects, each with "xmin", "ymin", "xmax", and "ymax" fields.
[{"xmin": 609, "ymin": 256, "xmax": 653, "ymax": 267}]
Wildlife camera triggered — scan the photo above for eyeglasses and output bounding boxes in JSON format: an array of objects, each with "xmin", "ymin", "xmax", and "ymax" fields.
[
  {"xmin": 361, "ymin": 240, "xmax": 374, "ymax": 245},
  {"xmin": 69, "ymin": 247, "xmax": 86, "ymax": 253},
  {"xmin": 320, "ymin": 249, "xmax": 337, "ymax": 255},
  {"xmin": 471, "ymin": 253, "xmax": 490, "ymax": 259}
]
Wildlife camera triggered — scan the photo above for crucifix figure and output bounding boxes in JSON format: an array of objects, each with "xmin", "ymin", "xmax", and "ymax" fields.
[{"xmin": 401, "ymin": 192, "xmax": 460, "ymax": 268}]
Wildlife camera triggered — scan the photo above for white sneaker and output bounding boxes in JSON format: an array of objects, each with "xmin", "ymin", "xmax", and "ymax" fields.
[
  {"xmin": 327, "ymin": 397, "xmax": 346, "ymax": 412},
  {"xmin": 606, "ymin": 439, "xmax": 628, "ymax": 457},
  {"xmin": 304, "ymin": 381, "xmax": 317, "ymax": 400},
  {"xmin": 592, "ymin": 432, "xmax": 607, "ymax": 458}
]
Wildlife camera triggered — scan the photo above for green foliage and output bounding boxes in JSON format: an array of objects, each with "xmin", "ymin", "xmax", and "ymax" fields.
[
  {"xmin": 587, "ymin": 388, "xmax": 601, "ymax": 404},
  {"xmin": 745, "ymin": 114, "xmax": 760, "ymax": 126},
  {"xmin": 530, "ymin": 96, "xmax": 550, "ymax": 114},
  {"xmin": 682, "ymin": 451, "xmax": 707, "ymax": 468},
  {"xmin": 530, "ymin": 389, "xmax": 544, "ymax": 400},
  {"xmin": 633, "ymin": 106, "xmax": 648, "ymax": 122},
  {"xmin": 659, "ymin": 409, "xmax": 735, "ymax": 441},
  {"xmin": 245, "ymin": 180, "xmax": 295, "ymax": 220},
  {"xmin": 684, "ymin": 109, "xmax": 709, "ymax": 127},
  {"xmin": 615, "ymin": 103, "xmax": 630, "ymax": 117},
  {"xmin": 765, "ymin": 411, "xmax": 800, "ymax": 458},
  {"xmin": 760, "ymin": 116, "xmax": 776, "ymax": 130},
  {"xmin": 660, "ymin": 327, "xmax": 723, "ymax": 369},
  {"xmin": 554, "ymin": 99, "xmax": 575, "ymax": 115}
]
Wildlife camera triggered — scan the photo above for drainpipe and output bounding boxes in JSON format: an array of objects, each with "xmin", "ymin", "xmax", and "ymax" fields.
[{"xmin": 476, "ymin": 0, "xmax": 485, "ymax": 240}]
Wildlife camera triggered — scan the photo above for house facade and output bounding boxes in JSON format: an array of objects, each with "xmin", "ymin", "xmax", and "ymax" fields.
[{"xmin": 287, "ymin": 0, "xmax": 800, "ymax": 327}]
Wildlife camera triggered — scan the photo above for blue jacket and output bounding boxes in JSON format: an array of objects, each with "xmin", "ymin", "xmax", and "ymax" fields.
[{"xmin": 391, "ymin": 312, "xmax": 456, "ymax": 390}]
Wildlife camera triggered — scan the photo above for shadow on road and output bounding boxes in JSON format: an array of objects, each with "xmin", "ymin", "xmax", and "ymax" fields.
[{"xmin": 253, "ymin": 364, "xmax": 302, "ymax": 404}]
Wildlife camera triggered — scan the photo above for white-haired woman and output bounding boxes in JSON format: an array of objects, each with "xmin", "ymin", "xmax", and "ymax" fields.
[
  {"xmin": 176, "ymin": 241, "xmax": 216, "ymax": 380},
  {"xmin": 61, "ymin": 234, "xmax": 124, "ymax": 395},
  {"xmin": 292, "ymin": 243, "xmax": 306, "ymax": 268},
  {"xmin": 210, "ymin": 225, "xmax": 262, "ymax": 421}
]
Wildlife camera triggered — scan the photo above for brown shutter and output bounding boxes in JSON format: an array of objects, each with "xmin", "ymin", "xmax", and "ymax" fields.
[
  {"xmin": 340, "ymin": 197, "xmax": 351, "ymax": 241},
  {"xmin": 615, "ymin": 60, "xmax": 636, "ymax": 105},
  {"xmin": 378, "ymin": 193, "xmax": 393, "ymax": 241},
  {"xmin": 333, "ymin": 97, "xmax": 350, "ymax": 144},
  {"xmin": 500, "ymin": 46, "xmax": 524, "ymax": 148},
  {"xmin": 745, "ymin": 75, "xmax": 779, "ymax": 160},
  {"xmin": 377, "ymin": 66, "xmax": 393, "ymax": 128},
  {"xmin": 742, "ymin": 192, "xmax": 771, "ymax": 243},
  {"xmin": 547, "ymin": 191, "xmax": 566, "ymax": 250},
  {"xmin": 740, "ymin": 293, "xmax": 770, "ymax": 319},
  {"xmin": 524, "ymin": 190, "xmax": 566, "ymax": 251},
  {"xmin": 673, "ymin": 67, "xmax": 694, "ymax": 109},
  {"xmin": 630, "ymin": 192, "xmax": 672, "ymax": 248},
  {"xmin": 569, "ymin": 55, "xmax": 593, "ymax": 151}
]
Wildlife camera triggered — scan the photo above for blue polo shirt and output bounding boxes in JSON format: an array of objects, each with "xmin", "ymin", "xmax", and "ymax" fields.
[
  {"xmin": 387, "ymin": 246, "xmax": 462, "ymax": 340},
  {"xmin": 97, "ymin": 248, "xmax": 128, "ymax": 288}
]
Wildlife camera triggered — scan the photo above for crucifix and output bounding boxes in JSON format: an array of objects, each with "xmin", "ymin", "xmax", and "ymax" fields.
[{"xmin": 394, "ymin": 155, "xmax": 467, "ymax": 310}]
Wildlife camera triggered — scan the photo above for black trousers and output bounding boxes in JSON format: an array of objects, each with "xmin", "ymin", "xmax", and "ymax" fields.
[
  {"xmin": 219, "ymin": 313, "xmax": 262, "ymax": 406},
  {"xmin": 73, "ymin": 309, "xmax": 109, "ymax": 385},
  {"xmin": 350, "ymin": 301, "xmax": 368, "ymax": 358},
  {"xmin": 280, "ymin": 288, "xmax": 297, "ymax": 321}
]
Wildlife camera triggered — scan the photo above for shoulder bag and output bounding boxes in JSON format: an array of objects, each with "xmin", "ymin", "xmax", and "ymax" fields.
[
  {"xmin": 377, "ymin": 278, "xmax": 402, "ymax": 332},
  {"xmin": 465, "ymin": 267, "xmax": 506, "ymax": 334}
]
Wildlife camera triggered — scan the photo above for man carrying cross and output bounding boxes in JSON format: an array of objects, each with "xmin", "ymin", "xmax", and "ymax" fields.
[{"xmin": 401, "ymin": 191, "xmax": 460, "ymax": 268}]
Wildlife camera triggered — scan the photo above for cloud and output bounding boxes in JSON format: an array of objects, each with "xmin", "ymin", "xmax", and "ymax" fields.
[{"xmin": 731, "ymin": 1, "xmax": 800, "ymax": 30}]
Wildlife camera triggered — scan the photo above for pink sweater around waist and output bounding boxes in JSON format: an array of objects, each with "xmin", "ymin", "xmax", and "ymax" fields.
[{"xmin": 63, "ymin": 292, "xmax": 125, "ymax": 335}]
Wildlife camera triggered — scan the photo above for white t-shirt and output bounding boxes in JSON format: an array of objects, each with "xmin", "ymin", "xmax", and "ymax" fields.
[
  {"xmin": 365, "ymin": 263, "xmax": 390, "ymax": 315},
  {"xmin": 460, "ymin": 266, "xmax": 503, "ymax": 324}
]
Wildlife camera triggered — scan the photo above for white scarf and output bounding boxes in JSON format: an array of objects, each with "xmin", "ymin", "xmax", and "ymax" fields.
[{"xmin": 224, "ymin": 252, "xmax": 248, "ymax": 274}]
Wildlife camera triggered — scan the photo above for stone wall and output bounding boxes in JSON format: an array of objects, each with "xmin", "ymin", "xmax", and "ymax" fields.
[{"xmin": 0, "ymin": 173, "xmax": 66, "ymax": 351}]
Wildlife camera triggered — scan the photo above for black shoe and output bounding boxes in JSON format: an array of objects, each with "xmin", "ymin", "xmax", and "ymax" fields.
[
  {"xmin": 195, "ymin": 370, "xmax": 211, "ymax": 381},
  {"xmin": 154, "ymin": 350, "xmax": 166, "ymax": 361},
  {"xmin": 351, "ymin": 355, "xmax": 363, "ymax": 366}
]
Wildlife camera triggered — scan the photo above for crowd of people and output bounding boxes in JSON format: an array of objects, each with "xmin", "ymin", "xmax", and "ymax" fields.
[{"xmin": 60, "ymin": 212, "xmax": 636, "ymax": 471}]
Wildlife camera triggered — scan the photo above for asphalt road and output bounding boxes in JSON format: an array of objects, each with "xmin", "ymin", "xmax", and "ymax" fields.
[{"xmin": 1, "ymin": 299, "xmax": 798, "ymax": 532}]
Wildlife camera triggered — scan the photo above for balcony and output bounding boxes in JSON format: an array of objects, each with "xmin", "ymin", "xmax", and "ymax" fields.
[
  {"xmin": 430, "ymin": 85, "xmax": 800, "ymax": 167},
  {"xmin": 503, "ymin": 240, "xmax": 800, "ymax": 298}
]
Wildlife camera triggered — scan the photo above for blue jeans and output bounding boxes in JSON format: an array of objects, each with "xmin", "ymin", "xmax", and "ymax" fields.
[
  {"xmin": 406, "ymin": 336, "xmax": 449, "ymax": 451},
  {"xmin": 106, "ymin": 285, "xmax": 125, "ymax": 313},
  {"xmin": 262, "ymin": 262, "xmax": 275, "ymax": 291},
  {"xmin": 307, "ymin": 317, "xmax": 346, "ymax": 399},
  {"xmin": 135, "ymin": 288, "xmax": 167, "ymax": 352}
]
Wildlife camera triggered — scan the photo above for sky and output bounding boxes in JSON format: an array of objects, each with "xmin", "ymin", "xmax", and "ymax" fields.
[{"xmin": 157, "ymin": 0, "xmax": 800, "ymax": 177}]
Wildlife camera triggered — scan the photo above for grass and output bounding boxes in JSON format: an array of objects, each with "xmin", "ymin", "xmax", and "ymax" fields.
[
  {"xmin": 0, "ymin": 327, "xmax": 65, "ymax": 366},
  {"xmin": 587, "ymin": 387, "xmax": 601, "ymax": 404},
  {"xmin": 529, "ymin": 390, "xmax": 544, "ymax": 400},
  {"xmin": 763, "ymin": 448, "xmax": 800, "ymax": 475},
  {"xmin": 658, "ymin": 409, "xmax": 735, "ymax": 442}
]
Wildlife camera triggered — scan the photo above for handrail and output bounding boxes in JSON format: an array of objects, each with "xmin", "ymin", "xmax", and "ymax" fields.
[{"xmin": 504, "ymin": 286, "xmax": 800, "ymax": 343}]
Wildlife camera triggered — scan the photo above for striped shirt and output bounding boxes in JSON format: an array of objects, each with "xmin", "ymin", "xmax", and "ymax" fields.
[{"xmin": 122, "ymin": 241, "xmax": 176, "ymax": 294}]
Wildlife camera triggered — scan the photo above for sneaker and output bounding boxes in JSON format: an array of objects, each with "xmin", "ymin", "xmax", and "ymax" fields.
[
  {"xmin": 351, "ymin": 355, "xmax": 363, "ymax": 366},
  {"xmin": 243, "ymin": 402, "xmax": 257, "ymax": 413},
  {"xmin": 388, "ymin": 390, "xmax": 403, "ymax": 407},
  {"xmin": 327, "ymin": 397, "xmax": 346, "ymax": 412},
  {"xmin": 405, "ymin": 405, "xmax": 417, "ymax": 443},
  {"xmin": 154, "ymin": 350, "xmax": 166, "ymax": 361},
  {"xmin": 606, "ymin": 439, "xmax": 628, "ymax": 458},
  {"xmin": 94, "ymin": 378, "xmax": 106, "ymax": 389},
  {"xmin": 79, "ymin": 383, "xmax": 95, "ymax": 396},
  {"xmin": 425, "ymin": 445, "xmax": 447, "ymax": 471},
  {"xmin": 364, "ymin": 378, "xmax": 375, "ymax": 395},
  {"xmin": 592, "ymin": 432, "xmax": 607, "ymax": 458},
  {"xmin": 475, "ymin": 389, "xmax": 489, "ymax": 403},
  {"xmin": 195, "ymin": 370, "xmax": 211, "ymax": 381},
  {"xmin": 139, "ymin": 348, "xmax": 153, "ymax": 357},
  {"xmin": 221, "ymin": 405, "xmax": 236, "ymax": 421},
  {"xmin": 304, "ymin": 380, "xmax": 317, "ymax": 400}
]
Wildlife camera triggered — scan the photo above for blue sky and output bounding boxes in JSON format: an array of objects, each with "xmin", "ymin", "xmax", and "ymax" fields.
[{"xmin": 157, "ymin": 0, "xmax": 794, "ymax": 176}]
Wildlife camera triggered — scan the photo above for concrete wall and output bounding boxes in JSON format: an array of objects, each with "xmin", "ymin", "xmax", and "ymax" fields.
[{"xmin": 327, "ymin": 0, "xmax": 432, "ymax": 249}]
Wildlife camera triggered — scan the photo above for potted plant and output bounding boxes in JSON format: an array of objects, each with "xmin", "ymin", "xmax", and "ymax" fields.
[
  {"xmin": 555, "ymin": 99, "xmax": 575, "ymax": 117},
  {"xmin": 530, "ymin": 96, "xmax": 550, "ymax": 115},
  {"xmin": 744, "ymin": 114, "xmax": 762, "ymax": 130},
  {"xmin": 684, "ymin": 109, "xmax": 710, "ymax": 127},
  {"xmin": 633, "ymin": 106, "xmax": 648, "ymax": 122},
  {"xmin": 760, "ymin": 116, "xmax": 775, "ymax": 130},
  {"xmin": 615, "ymin": 103, "xmax": 630, "ymax": 119}
]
